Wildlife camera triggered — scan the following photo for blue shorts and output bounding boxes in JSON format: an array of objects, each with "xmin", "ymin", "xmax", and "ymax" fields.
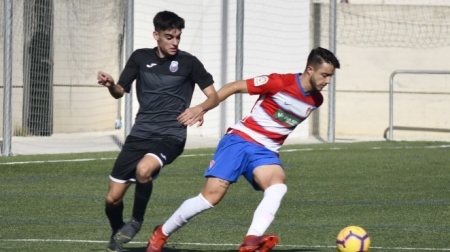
[{"xmin": 204, "ymin": 133, "xmax": 283, "ymax": 190}]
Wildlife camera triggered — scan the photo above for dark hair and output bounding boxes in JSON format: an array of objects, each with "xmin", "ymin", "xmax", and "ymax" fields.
[
  {"xmin": 307, "ymin": 47, "xmax": 340, "ymax": 69},
  {"xmin": 153, "ymin": 11, "xmax": 185, "ymax": 31}
]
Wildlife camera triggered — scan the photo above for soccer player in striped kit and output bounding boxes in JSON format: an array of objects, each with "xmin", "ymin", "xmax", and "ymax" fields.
[{"xmin": 146, "ymin": 47, "xmax": 340, "ymax": 252}]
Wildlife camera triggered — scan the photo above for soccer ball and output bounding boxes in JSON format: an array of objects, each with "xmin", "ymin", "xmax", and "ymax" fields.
[{"xmin": 336, "ymin": 226, "xmax": 371, "ymax": 252}]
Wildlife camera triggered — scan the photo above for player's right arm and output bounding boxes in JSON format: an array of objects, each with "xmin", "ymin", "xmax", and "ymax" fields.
[
  {"xmin": 185, "ymin": 80, "xmax": 247, "ymax": 125},
  {"xmin": 97, "ymin": 71, "xmax": 125, "ymax": 99},
  {"xmin": 217, "ymin": 80, "xmax": 248, "ymax": 102}
]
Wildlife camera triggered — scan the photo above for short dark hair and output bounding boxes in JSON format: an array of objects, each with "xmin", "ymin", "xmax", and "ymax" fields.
[
  {"xmin": 153, "ymin": 11, "xmax": 185, "ymax": 32},
  {"xmin": 307, "ymin": 47, "xmax": 340, "ymax": 69}
]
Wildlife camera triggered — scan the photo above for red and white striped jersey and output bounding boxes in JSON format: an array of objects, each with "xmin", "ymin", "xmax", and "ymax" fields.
[{"xmin": 229, "ymin": 73, "xmax": 323, "ymax": 153}]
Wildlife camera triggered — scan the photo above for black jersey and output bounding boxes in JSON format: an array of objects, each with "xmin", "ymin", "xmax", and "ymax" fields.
[{"xmin": 117, "ymin": 48, "xmax": 214, "ymax": 141}]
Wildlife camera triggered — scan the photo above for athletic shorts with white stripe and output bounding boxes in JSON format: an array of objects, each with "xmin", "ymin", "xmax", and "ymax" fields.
[{"xmin": 110, "ymin": 135, "xmax": 185, "ymax": 183}]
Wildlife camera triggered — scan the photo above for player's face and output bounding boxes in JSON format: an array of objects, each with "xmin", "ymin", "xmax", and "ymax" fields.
[
  {"xmin": 153, "ymin": 28, "xmax": 182, "ymax": 57},
  {"xmin": 308, "ymin": 62, "xmax": 335, "ymax": 91}
]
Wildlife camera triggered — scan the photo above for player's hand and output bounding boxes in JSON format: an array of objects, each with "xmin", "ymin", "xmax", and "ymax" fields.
[
  {"xmin": 97, "ymin": 71, "xmax": 115, "ymax": 88},
  {"xmin": 177, "ymin": 106, "xmax": 205, "ymax": 127},
  {"xmin": 196, "ymin": 113, "xmax": 205, "ymax": 127}
]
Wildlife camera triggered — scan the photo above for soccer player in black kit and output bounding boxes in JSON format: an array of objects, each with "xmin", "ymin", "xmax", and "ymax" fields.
[{"xmin": 97, "ymin": 11, "xmax": 219, "ymax": 252}]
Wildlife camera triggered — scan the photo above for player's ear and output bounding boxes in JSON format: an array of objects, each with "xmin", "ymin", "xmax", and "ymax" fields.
[
  {"xmin": 306, "ymin": 65, "xmax": 315, "ymax": 75},
  {"xmin": 153, "ymin": 31, "xmax": 159, "ymax": 41}
]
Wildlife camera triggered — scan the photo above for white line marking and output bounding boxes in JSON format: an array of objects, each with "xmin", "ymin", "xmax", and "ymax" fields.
[
  {"xmin": 0, "ymin": 239, "xmax": 449, "ymax": 251},
  {"xmin": 178, "ymin": 153, "xmax": 213, "ymax": 157},
  {"xmin": 0, "ymin": 144, "xmax": 448, "ymax": 165},
  {"xmin": 0, "ymin": 157, "xmax": 115, "ymax": 165},
  {"xmin": 1, "ymin": 144, "xmax": 448, "ymax": 250}
]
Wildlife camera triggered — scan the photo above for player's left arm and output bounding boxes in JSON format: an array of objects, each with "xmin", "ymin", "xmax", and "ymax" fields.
[
  {"xmin": 178, "ymin": 56, "xmax": 220, "ymax": 126},
  {"xmin": 177, "ymin": 84, "xmax": 219, "ymax": 127}
]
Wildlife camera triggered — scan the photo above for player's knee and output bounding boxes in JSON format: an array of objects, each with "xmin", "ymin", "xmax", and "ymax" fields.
[
  {"xmin": 202, "ymin": 193, "xmax": 222, "ymax": 206},
  {"xmin": 135, "ymin": 169, "xmax": 152, "ymax": 183},
  {"xmin": 201, "ymin": 178, "xmax": 230, "ymax": 205},
  {"xmin": 136, "ymin": 157, "xmax": 161, "ymax": 183},
  {"xmin": 198, "ymin": 193, "xmax": 215, "ymax": 208},
  {"xmin": 105, "ymin": 194, "xmax": 122, "ymax": 206},
  {"xmin": 136, "ymin": 165, "xmax": 159, "ymax": 184}
]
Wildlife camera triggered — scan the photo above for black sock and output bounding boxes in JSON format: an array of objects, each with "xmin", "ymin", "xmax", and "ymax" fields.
[
  {"xmin": 132, "ymin": 181, "xmax": 153, "ymax": 221},
  {"xmin": 105, "ymin": 201, "xmax": 124, "ymax": 233}
]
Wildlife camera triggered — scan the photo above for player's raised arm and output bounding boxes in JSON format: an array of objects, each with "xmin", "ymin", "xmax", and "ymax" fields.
[{"xmin": 97, "ymin": 71, "xmax": 125, "ymax": 99}]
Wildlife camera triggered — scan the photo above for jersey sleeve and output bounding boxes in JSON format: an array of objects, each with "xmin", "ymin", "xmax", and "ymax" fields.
[
  {"xmin": 117, "ymin": 50, "xmax": 140, "ymax": 93},
  {"xmin": 246, "ymin": 73, "xmax": 285, "ymax": 96},
  {"xmin": 190, "ymin": 56, "xmax": 214, "ymax": 90}
]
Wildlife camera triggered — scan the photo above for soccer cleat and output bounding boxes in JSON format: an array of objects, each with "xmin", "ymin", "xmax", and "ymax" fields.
[
  {"xmin": 106, "ymin": 236, "xmax": 123, "ymax": 252},
  {"xmin": 145, "ymin": 224, "xmax": 169, "ymax": 252},
  {"xmin": 114, "ymin": 218, "xmax": 143, "ymax": 244},
  {"xmin": 238, "ymin": 234, "xmax": 279, "ymax": 252}
]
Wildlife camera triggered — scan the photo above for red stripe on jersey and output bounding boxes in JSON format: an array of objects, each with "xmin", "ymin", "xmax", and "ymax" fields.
[
  {"xmin": 237, "ymin": 73, "xmax": 324, "ymax": 152},
  {"xmin": 243, "ymin": 116, "xmax": 286, "ymax": 143},
  {"xmin": 228, "ymin": 129, "xmax": 263, "ymax": 146}
]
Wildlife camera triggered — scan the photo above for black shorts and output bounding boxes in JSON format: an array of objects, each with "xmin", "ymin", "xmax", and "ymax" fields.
[{"xmin": 110, "ymin": 135, "xmax": 185, "ymax": 183}]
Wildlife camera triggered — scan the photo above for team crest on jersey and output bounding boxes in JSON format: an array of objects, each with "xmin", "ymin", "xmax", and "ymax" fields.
[
  {"xmin": 254, "ymin": 76, "xmax": 269, "ymax": 86},
  {"xmin": 169, "ymin": 61, "xmax": 179, "ymax": 72}
]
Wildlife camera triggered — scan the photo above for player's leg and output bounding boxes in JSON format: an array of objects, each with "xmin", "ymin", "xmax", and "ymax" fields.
[
  {"xmin": 106, "ymin": 136, "xmax": 154, "ymax": 246},
  {"xmin": 114, "ymin": 178, "xmax": 153, "ymax": 244},
  {"xmin": 116, "ymin": 137, "xmax": 185, "ymax": 245},
  {"xmin": 106, "ymin": 136, "xmax": 146, "ymax": 251},
  {"xmin": 114, "ymin": 154, "xmax": 159, "ymax": 244},
  {"xmin": 135, "ymin": 137, "xmax": 185, "ymax": 184},
  {"xmin": 252, "ymin": 164, "xmax": 287, "ymax": 235},
  {"xmin": 146, "ymin": 134, "xmax": 245, "ymax": 252},
  {"xmin": 135, "ymin": 154, "xmax": 162, "ymax": 183},
  {"xmin": 105, "ymin": 180, "xmax": 132, "ymax": 252},
  {"xmin": 239, "ymin": 147, "xmax": 287, "ymax": 252},
  {"xmin": 105, "ymin": 180, "xmax": 133, "ymax": 230},
  {"xmin": 146, "ymin": 177, "xmax": 229, "ymax": 252},
  {"xmin": 249, "ymin": 164, "xmax": 287, "ymax": 236},
  {"xmin": 164, "ymin": 177, "xmax": 230, "ymax": 234}
]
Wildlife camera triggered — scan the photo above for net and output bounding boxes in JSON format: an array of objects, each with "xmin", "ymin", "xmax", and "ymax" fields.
[
  {"xmin": 1, "ymin": 0, "xmax": 126, "ymax": 154},
  {"xmin": 317, "ymin": 0, "xmax": 450, "ymax": 48},
  {"xmin": 5, "ymin": 0, "xmax": 449, "ymax": 155},
  {"xmin": 312, "ymin": 0, "xmax": 450, "ymax": 141}
]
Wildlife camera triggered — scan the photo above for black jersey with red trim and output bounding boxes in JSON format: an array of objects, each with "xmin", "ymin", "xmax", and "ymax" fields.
[{"xmin": 117, "ymin": 47, "xmax": 214, "ymax": 141}]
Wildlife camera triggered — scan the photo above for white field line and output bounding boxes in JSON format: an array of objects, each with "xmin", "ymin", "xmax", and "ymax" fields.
[
  {"xmin": 0, "ymin": 157, "xmax": 116, "ymax": 165},
  {"xmin": 0, "ymin": 144, "xmax": 449, "ymax": 165},
  {"xmin": 0, "ymin": 239, "xmax": 449, "ymax": 251},
  {"xmin": 2, "ymin": 144, "xmax": 449, "ymax": 251}
]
